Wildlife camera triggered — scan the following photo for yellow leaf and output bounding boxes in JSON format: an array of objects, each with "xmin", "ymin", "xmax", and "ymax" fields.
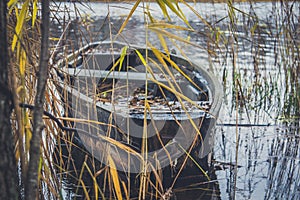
[
  {"xmin": 80, "ymin": 180, "xmax": 90, "ymax": 200},
  {"xmin": 77, "ymin": 161, "xmax": 90, "ymax": 200},
  {"xmin": 16, "ymin": 86, "xmax": 24, "ymax": 94},
  {"xmin": 180, "ymin": 0, "xmax": 211, "ymax": 28},
  {"xmin": 108, "ymin": 155, "xmax": 122, "ymax": 200},
  {"xmin": 155, "ymin": 0, "xmax": 170, "ymax": 20},
  {"xmin": 161, "ymin": 0, "xmax": 180, "ymax": 18},
  {"xmin": 157, "ymin": 33, "xmax": 169, "ymax": 56},
  {"xmin": 148, "ymin": 22, "xmax": 192, "ymax": 31},
  {"xmin": 19, "ymin": 49, "xmax": 26, "ymax": 76},
  {"xmin": 146, "ymin": 5, "xmax": 156, "ymax": 23},
  {"xmin": 12, "ymin": 0, "xmax": 29, "ymax": 51},
  {"xmin": 16, "ymin": 41, "xmax": 20, "ymax": 63},
  {"xmin": 32, "ymin": 0, "xmax": 38, "ymax": 27},
  {"xmin": 160, "ymin": 52, "xmax": 197, "ymax": 89},
  {"xmin": 7, "ymin": 0, "xmax": 18, "ymax": 8},
  {"xmin": 121, "ymin": 181, "xmax": 128, "ymax": 200},
  {"xmin": 116, "ymin": 0, "xmax": 141, "ymax": 37},
  {"xmin": 178, "ymin": 144, "xmax": 210, "ymax": 181},
  {"xmin": 49, "ymin": 37, "xmax": 60, "ymax": 41},
  {"xmin": 83, "ymin": 162, "xmax": 100, "ymax": 200},
  {"xmin": 24, "ymin": 112, "xmax": 32, "ymax": 154},
  {"xmin": 118, "ymin": 46, "xmax": 128, "ymax": 71},
  {"xmin": 134, "ymin": 50, "xmax": 148, "ymax": 67},
  {"xmin": 15, "ymin": 144, "xmax": 20, "ymax": 160},
  {"xmin": 149, "ymin": 27, "xmax": 207, "ymax": 51}
]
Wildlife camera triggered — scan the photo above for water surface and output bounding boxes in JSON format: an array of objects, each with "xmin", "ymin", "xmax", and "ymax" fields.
[{"xmin": 51, "ymin": 1, "xmax": 300, "ymax": 199}]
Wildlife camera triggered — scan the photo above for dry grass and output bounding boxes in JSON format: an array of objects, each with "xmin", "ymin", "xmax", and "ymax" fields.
[{"xmin": 7, "ymin": 0, "xmax": 299, "ymax": 199}]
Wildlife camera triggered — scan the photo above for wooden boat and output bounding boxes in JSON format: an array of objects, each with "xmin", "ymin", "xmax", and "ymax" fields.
[{"xmin": 55, "ymin": 41, "xmax": 222, "ymax": 173}]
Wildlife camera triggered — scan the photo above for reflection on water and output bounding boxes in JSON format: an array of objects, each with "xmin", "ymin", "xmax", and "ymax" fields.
[
  {"xmin": 54, "ymin": 134, "xmax": 221, "ymax": 199},
  {"xmin": 51, "ymin": 1, "xmax": 300, "ymax": 199},
  {"xmin": 213, "ymin": 122, "xmax": 300, "ymax": 199},
  {"xmin": 265, "ymin": 123, "xmax": 300, "ymax": 199}
]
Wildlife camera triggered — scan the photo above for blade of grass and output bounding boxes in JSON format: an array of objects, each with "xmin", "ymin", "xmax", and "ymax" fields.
[
  {"xmin": 118, "ymin": 46, "xmax": 128, "ymax": 71},
  {"xmin": 121, "ymin": 181, "xmax": 129, "ymax": 200},
  {"xmin": 178, "ymin": 144, "xmax": 210, "ymax": 181},
  {"xmin": 155, "ymin": 0, "xmax": 170, "ymax": 20},
  {"xmin": 157, "ymin": 33, "xmax": 170, "ymax": 56},
  {"xmin": 149, "ymin": 27, "xmax": 209, "ymax": 52},
  {"xmin": 32, "ymin": 0, "xmax": 38, "ymax": 27},
  {"xmin": 7, "ymin": 0, "xmax": 18, "ymax": 8},
  {"xmin": 148, "ymin": 22, "xmax": 193, "ymax": 31},
  {"xmin": 82, "ymin": 162, "xmax": 101, "ymax": 200},
  {"xmin": 116, "ymin": 0, "xmax": 141, "ymax": 37},
  {"xmin": 76, "ymin": 157, "xmax": 89, "ymax": 200},
  {"xmin": 12, "ymin": 0, "xmax": 29, "ymax": 51},
  {"xmin": 108, "ymin": 154, "xmax": 122, "ymax": 200},
  {"xmin": 80, "ymin": 180, "xmax": 90, "ymax": 200},
  {"xmin": 137, "ymin": 46, "xmax": 208, "ymax": 163}
]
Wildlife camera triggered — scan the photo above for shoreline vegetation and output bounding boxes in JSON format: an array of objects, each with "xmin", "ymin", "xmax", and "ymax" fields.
[
  {"xmin": 1, "ymin": 0, "xmax": 298, "ymax": 199},
  {"xmin": 69, "ymin": 0, "xmax": 295, "ymax": 3}
]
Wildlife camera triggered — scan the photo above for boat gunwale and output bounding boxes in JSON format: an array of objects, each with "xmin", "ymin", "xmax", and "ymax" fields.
[{"xmin": 54, "ymin": 41, "xmax": 223, "ymax": 120}]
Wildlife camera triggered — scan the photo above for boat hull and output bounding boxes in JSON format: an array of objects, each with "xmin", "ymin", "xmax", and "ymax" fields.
[{"xmin": 55, "ymin": 41, "xmax": 222, "ymax": 173}]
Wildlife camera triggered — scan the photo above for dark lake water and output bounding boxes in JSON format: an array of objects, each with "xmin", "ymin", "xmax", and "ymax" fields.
[{"xmin": 51, "ymin": 1, "xmax": 300, "ymax": 199}]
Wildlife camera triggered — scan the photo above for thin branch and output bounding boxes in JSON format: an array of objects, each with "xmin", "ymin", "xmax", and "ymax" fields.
[
  {"xmin": 25, "ymin": 0, "xmax": 50, "ymax": 199},
  {"xmin": 19, "ymin": 103, "xmax": 77, "ymax": 132}
]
